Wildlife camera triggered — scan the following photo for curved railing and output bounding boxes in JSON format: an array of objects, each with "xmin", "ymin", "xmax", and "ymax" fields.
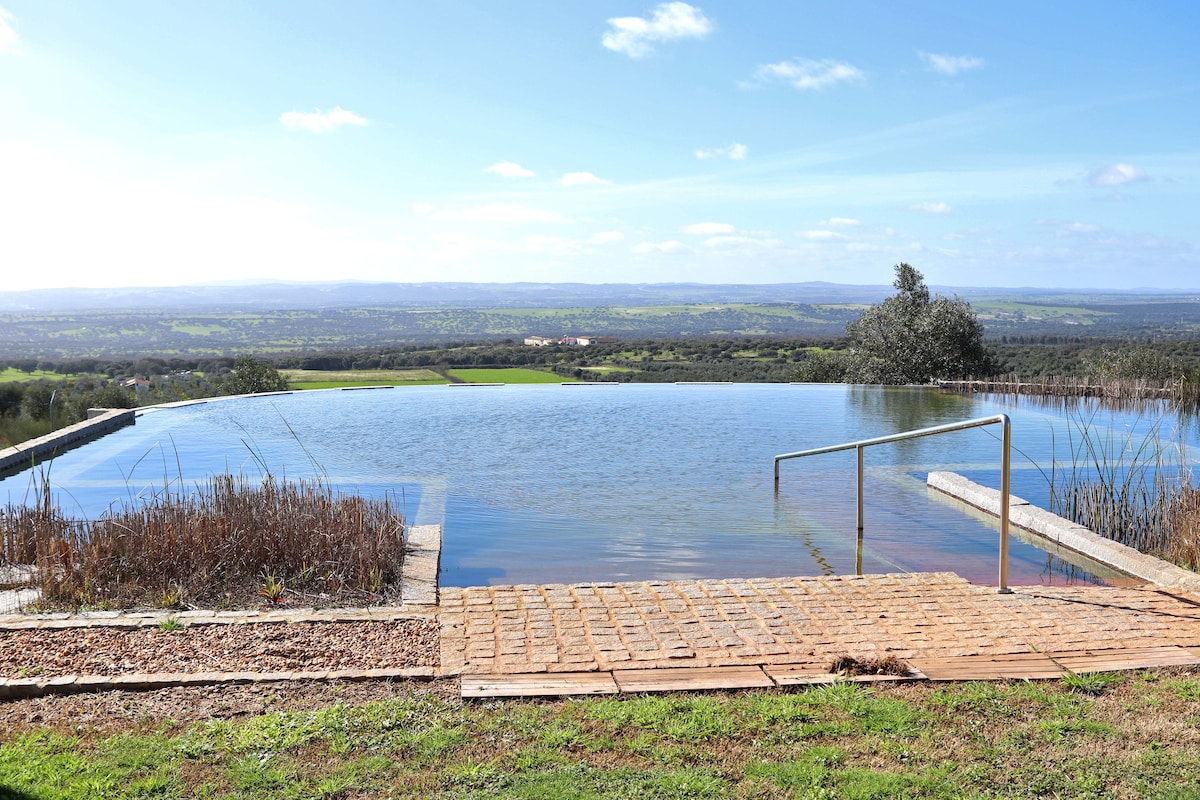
[{"xmin": 773, "ymin": 414, "xmax": 1012, "ymax": 593}]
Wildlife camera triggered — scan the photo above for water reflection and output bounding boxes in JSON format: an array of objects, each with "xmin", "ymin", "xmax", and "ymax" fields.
[{"xmin": 0, "ymin": 384, "xmax": 1190, "ymax": 587}]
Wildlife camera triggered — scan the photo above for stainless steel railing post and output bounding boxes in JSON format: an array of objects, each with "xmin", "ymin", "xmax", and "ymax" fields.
[{"xmin": 774, "ymin": 413, "xmax": 1013, "ymax": 593}]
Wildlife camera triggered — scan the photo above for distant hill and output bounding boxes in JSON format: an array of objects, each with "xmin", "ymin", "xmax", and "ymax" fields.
[
  {"xmin": 3, "ymin": 280, "xmax": 1194, "ymax": 314},
  {"xmin": 1, "ymin": 281, "xmax": 1198, "ymax": 360}
]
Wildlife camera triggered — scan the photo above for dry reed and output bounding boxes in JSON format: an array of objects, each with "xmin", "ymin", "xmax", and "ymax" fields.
[
  {"xmin": 1048, "ymin": 413, "xmax": 1198, "ymax": 570},
  {"xmin": 1, "ymin": 475, "xmax": 406, "ymax": 608}
]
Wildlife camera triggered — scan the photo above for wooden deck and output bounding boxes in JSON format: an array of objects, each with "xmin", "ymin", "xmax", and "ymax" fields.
[{"xmin": 459, "ymin": 645, "xmax": 1200, "ymax": 697}]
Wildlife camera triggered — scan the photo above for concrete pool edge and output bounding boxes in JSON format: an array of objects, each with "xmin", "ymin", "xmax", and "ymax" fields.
[
  {"xmin": 927, "ymin": 471, "xmax": 1200, "ymax": 591},
  {"xmin": 0, "ymin": 408, "xmax": 135, "ymax": 479}
]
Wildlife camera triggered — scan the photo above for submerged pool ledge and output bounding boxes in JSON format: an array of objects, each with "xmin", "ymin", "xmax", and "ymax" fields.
[
  {"xmin": 0, "ymin": 408, "xmax": 136, "ymax": 480},
  {"xmin": 928, "ymin": 471, "xmax": 1200, "ymax": 591}
]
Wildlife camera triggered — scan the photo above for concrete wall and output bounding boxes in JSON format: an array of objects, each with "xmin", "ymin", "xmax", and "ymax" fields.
[
  {"xmin": 0, "ymin": 408, "xmax": 136, "ymax": 479},
  {"xmin": 928, "ymin": 470, "xmax": 1200, "ymax": 591}
]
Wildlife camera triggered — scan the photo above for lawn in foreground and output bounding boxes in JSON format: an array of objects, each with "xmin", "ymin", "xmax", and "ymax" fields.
[{"xmin": 3, "ymin": 673, "xmax": 1199, "ymax": 798}]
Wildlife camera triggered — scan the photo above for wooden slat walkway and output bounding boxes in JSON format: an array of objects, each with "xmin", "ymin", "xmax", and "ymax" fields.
[
  {"xmin": 613, "ymin": 666, "xmax": 774, "ymax": 693},
  {"xmin": 461, "ymin": 672, "xmax": 618, "ymax": 699},
  {"xmin": 909, "ymin": 652, "xmax": 1066, "ymax": 681},
  {"xmin": 460, "ymin": 646, "xmax": 1200, "ymax": 697},
  {"xmin": 1047, "ymin": 645, "xmax": 1200, "ymax": 673}
]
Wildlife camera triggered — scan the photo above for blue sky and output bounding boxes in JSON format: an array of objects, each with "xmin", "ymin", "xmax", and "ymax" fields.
[{"xmin": 1, "ymin": 1, "xmax": 1197, "ymax": 291}]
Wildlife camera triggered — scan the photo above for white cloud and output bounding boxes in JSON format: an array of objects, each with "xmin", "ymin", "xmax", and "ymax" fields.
[
  {"xmin": 753, "ymin": 58, "xmax": 864, "ymax": 91},
  {"xmin": 485, "ymin": 161, "xmax": 534, "ymax": 178},
  {"xmin": 602, "ymin": 2, "xmax": 713, "ymax": 58},
  {"xmin": 0, "ymin": 7, "xmax": 20, "ymax": 55},
  {"xmin": 684, "ymin": 221, "xmax": 735, "ymax": 235},
  {"xmin": 695, "ymin": 143, "xmax": 748, "ymax": 160},
  {"xmin": 799, "ymin": 230, "xmax": 847, "ymax": 241},
  {"xmin": 703, "ymin": 235, "xmax": 777, "ymax": 249},
  {"xmin": 820, "ymin": 217, "xmax": 860, "ymax": 227},
  {"xmin": 590, "ymin": 231, "xmax": 625, "ymax": 244},
  {"xmin": 279, "ymin": 106, "xmax": 368, "ymax": 133},
  {"xmin": 561, "ymin": 171, "xmax": 612, "ymax": 187},
  {"xmin": 419, "ymin": 203, "xmax": 573, "ymax": 224},
  {"xmin": 918, "ymin": 51, "xmax": 984, "ymax": 76},
  {"xmin": 909, "ymin": 201, "xmax": 951, "ymax": 214},
  {"xmin": 633, "ymin": 240, "xmax": 687, "ymax": 254},
  {"xmin": 1063, "ymin": 222, "xmax": 1101, "ymax": 234},
  {"xmin": 1089, "ymin": 163, "xmax": 1149, "ymax": 187}
]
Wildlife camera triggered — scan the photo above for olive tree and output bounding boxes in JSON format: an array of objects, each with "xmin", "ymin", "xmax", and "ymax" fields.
[
  {"xmin": 843, "ymin": 263, "xmax": 991, "ymax": 384},
  {"xmin": 220, "ymin": 355, "xmax": 291, "ymax": 395}
]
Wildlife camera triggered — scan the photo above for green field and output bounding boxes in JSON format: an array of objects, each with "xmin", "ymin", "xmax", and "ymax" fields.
[
  {"xmin": 0, "ymin": 368, "xmax": 73, "ymax": 383},
  {"xmin": 281, "ymin": 368, "xmax": 447, "ymax": 389},
  {"xmin": 448, "ymin": 368, "xmax": 571, "ymax": 384}
]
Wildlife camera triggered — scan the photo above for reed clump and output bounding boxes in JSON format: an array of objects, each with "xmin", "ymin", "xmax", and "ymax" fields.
[
  {"xmin": 1049, "ymin": 413, "xmax": 1199, "ymax": 570},
  {"xmin": 1, "ymin": 475, "xmax": 406, "ymax": 609}
]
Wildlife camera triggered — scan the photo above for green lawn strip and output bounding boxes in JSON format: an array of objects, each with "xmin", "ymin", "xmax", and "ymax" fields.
[
  {"xmin": 448, "ymin": 368, "xmax": 572, "ymax": 384},
  {"xmin": 292, "ymin": 379, "xmax": 448, "ymax": 390},
  {"xmin": 281, "ymin": 368, "xmax": 446, "ymax": 386},
  {"xmin": 0, "ymin": 368, "xmax": 79, "ymax": 383},
  {"xmin": 3, "ymin": 676, "xmax": 1200, "ymax": 798}
]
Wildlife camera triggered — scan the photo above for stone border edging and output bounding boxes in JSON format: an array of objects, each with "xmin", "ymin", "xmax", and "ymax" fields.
[
  {"xmin": 0, "ymin": 667, "xmax": 437, "ymax": 701},
  {"xmin": 927, "ymin": 471, "xmax": 1200, "ymax": 591},
  {"xmin": 0, "ymin": 408, "xmax": 135, "ymax": 479}
]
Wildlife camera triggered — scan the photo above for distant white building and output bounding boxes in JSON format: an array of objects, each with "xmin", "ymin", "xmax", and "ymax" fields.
[{"xmin": 524, "ymin": 335, "xmax": 618, "ymax": 346}]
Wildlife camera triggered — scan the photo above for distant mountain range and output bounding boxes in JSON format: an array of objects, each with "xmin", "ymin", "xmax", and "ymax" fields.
[{"xmin": 1, "ymin": 281, "xmax": 1195, "ymax": 313}]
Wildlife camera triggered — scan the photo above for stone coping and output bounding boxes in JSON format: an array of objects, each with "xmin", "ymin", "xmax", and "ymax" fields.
[
  {"xmin": 0, "ymin": 408, "xmax": 135, "ymax": 479},
  {"xmin": 927, "ymin": 471, "xmax": 1200, "ymax": 591},
  {"xmin": 0, "ymin": 667, "xmax": 437, "ymax": 701}
]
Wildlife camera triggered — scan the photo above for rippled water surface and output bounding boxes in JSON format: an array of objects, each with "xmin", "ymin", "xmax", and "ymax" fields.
[{"xmin": 2, "ymin": 384, "xmax": 1192, "ymax": 586}]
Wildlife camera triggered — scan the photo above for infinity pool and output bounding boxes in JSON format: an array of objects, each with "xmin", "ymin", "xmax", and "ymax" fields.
[{"xmin": 1, "ymin": 384, "xmax": 1188, "ymax": 587}]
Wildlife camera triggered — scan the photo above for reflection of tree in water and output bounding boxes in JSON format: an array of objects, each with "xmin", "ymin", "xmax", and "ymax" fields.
[{"xmin": 845, "ymin": 387, "xmax": 978, "ymax": 463}]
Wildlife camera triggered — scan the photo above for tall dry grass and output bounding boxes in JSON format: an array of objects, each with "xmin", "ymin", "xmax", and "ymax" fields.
[
  {"xmin": 1049, "ymin": 413, "xmax": 1199, "ymax": 570},
  {"xmin": 1, "ymin": 474, "xmax": 407, "ymax": 608}
]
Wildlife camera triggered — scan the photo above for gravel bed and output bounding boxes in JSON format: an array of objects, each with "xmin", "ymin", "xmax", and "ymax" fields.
[
  {"xmin": 0, "ymin": 678, "xmax": 460, "ymax": 742},
  {"xmin": 0, "ymin": 618, "xmax": 440, "ymax": 679}
]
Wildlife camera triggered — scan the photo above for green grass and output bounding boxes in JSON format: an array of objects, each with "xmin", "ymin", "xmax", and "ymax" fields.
[
  {"xmin": 0, "ymin": 368, "xmax": 72, "ymax": 383},
  {"xmin": 448, "ymin": 368, "xmax": 572, "ymax": 384},
  {"xmin": 4, "ymin": 673, "xmax": 1200, "ymax": 798},
  {"xmin": 281, "ymin": 369, "xmax": 447, "ymax": 390}
]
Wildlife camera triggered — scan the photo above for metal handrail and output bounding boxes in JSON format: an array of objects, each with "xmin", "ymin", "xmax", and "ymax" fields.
[{"xmin": 773, "ymin": 414, "xmax": 1012, "ymax": 593}]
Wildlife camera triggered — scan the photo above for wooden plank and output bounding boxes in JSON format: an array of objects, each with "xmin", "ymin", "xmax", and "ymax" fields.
[
  {"xmin": 764, "ymin": 663, "xmax": 925, "ymax": 686},
  {"xmin": 1049, "ymin": 646, "xmax": 1200, "ymax": 674},
  {"xmin": 763, "ymin": 664, "xmax": 841, "ymax": 686},
  {"xmin": 910, "ymin": 653, "xmax": 1065, "ymax": 681},
  {"xmin": 613, "ymin": 666, "xmax": 773, "ymax": 694},
  {"xmin": 461, "ymin": 671, "xmax": 618, "ymax": 698}
]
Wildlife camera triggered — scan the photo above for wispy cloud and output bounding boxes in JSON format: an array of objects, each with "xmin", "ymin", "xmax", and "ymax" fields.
[
  {"xmin": 752, "ymin": 58, "xmax": 864, "ymax": 91},
  {"xmin": 918, "ymin": 51, "xmax": 984, "ymax": 76},
  {"xmin": 485, "ymin": 161, "xmax": 534, "ymax": 178},
  {"xmin": 821, "ymin": 217, "xmax": 860, "ymax": 227},
  {"xmin": 684, "ymin": 221, "xmax": 735, "ymax": 235},
  {"xmin": 279, "ymin": 106, "xmax": 368, "ymax": 133},
  {"xmin": 602, "ymin": 2, "xmax": 713, "ymax": 58},
  {"xmin": 0, "ymin": 7, "xmax": 21, "ymax": 55},
  {"xmin": 591, "ymin": 231, "xmax": 625, "ymax": 244},
  {"xmin": 695, "ymin": 143, "xmax": 748, "ymax": 161},
  {"xmin": 1089, "ymin": 163, "xmax": 1149, "ymax": 187},
  {"xmin": 799, "ymin": 230, "xmax": 847, "ymax": 241},
  {"xmin": 416, "ymin": 203, "xmax": 573, "ymax": 224},
  {"xmin": 561, "ymin": 171, "xmax": 612, "ymax": 187},
  {"xmin": 909, "ymin": 201, "xmax": 951, "ymax": 214},
  {"xmin": 633, "ymin": 240, "xmax": 688, "ymax": 254}
]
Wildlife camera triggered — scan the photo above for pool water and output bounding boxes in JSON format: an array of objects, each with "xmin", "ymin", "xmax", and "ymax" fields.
[{"xmin": 1, "ymin": 384, "xmax": 1190, "ymax": 587}]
